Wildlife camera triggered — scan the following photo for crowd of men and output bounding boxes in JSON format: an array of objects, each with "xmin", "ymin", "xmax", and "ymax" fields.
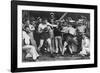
[{"xmin": 22, "ymin": 12, "xmax": 90, "ymax": 61}]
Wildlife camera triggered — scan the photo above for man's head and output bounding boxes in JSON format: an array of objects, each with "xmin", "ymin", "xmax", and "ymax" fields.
[
  {"xmin": 42, "ymin": 18, "xmax": 48, "ymax": 24},
  {"xmin": 25, "ymin": 19, "xmax": 30, "ymax": 25},
  {"xmin": 50, "ymin": 12, "xmax": 55, "ymax": 18},
  {"xmin": 25, "ymin": 26, "xmax": 30, "ymax": 33},
  {"xmin": 37, "ymin": 17, "xmax": 42, "ymax": 23},
  {"xmin": 30, "ymin": 17, "xmax": 35, "ymax": 25}
]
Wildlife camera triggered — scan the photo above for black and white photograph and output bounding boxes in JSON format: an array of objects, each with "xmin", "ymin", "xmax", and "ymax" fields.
[
  {"xmin": 22, "ymin": 10, "xmax": 90, "ymax": 62},
  {"xmin": 11, "ymin": 1, "xmax": 97, "ymax": 72}
]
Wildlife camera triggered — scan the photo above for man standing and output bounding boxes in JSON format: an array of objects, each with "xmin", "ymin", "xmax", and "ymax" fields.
[
  {"xmin": 38, "ymin": 19, "xmax": 53, "ymax": 56},
  {"xmin": 54, "ymin": 22, "xmax": 63, "ymax": 55},
  {"xmin": 23, "ymin": 19, "xmax": 37, "ymax": 49},
  {"xmin": 76, "ymin": 18, "xmax": 86, "ymax": 53}
]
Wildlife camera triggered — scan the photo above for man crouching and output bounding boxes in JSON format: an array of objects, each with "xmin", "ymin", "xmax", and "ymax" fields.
[{"xmin": 22, "ymin": 26, "xmax": 39, "ymax": 61}]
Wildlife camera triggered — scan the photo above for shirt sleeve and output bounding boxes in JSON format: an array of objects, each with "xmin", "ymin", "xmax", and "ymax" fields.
[
  {"xmin": 38, "ymin": 24, "xmax": 42, "ymax": 32},
  {"xmin": 29, "ymin": 25, "xmax": 35, "ymax": 31},
  {"xmin": 22, "ymin": 31, "xmax": 30, "ymax": 45}
]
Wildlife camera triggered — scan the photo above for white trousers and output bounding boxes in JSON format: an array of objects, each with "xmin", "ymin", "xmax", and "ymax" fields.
[
  {"xmin": 79, "ymin": 47, "xmax": 90, "ymax": 56},
  {"xmin": 23, "ymin": 45, "xmax": 39, "ymax": 60}
]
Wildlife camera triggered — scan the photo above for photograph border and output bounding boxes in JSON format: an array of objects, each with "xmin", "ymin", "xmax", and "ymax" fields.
[{"xmin": 11, "ymin": 1, "xmax": 97, "ymax": 72}]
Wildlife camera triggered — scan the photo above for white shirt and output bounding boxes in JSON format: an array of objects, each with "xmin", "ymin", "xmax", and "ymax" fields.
[
  {"xmin": 79, "ymin": 36, "xmax": 90, "ymax": 55},
  {"xmin": 82, "ymin": 37, "xmax": 90, "ymax": 48},
  {"xmin": 77, "ymin": 25, "xmax": 86, "ymax": 33},
  {"xmin": 22, "ymin": 31, "xmax": 30, "ymax": 45},
  {"xmin": 68, "ymin": 27, "xmax": 76, "ymax": 35},
  {"xmin": 61, "ymin": 26, "xmax": 69, "ymax": 33}
]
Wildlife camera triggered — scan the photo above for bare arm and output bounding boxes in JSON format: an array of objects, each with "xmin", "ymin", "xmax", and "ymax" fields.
[{"xmin": 38, "ymin": 25, "xmax": 42, "ymax": 33}]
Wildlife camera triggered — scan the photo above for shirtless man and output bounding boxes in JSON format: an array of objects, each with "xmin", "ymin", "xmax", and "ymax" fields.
[
  {"xmin": 54, "ymin": 22, "xmax": 63, "ymax": 55},
  {"xmin": 38, "ymin": 19, "xmax": 53, "ymax": 55}
]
